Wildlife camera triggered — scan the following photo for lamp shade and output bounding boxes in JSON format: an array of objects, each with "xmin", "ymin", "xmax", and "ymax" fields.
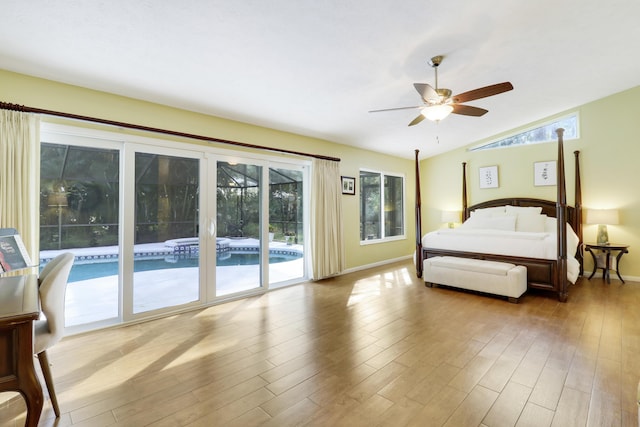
[
  {"xmin": 585, "ymin": 209, "xmax": 619, "ymax": 225},
  {"xmin": 441, "ymin": 210, "xmax": 461, "ymax": 224},
  {"xmin": 422, "ymin": 104, "xmax": 453, "ymax": 121},
  {"xmin": 47, "ymin": 192, "xmax": 68, "ymax": 207}
]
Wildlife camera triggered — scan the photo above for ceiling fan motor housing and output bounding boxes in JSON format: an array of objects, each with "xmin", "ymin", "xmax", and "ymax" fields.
[{"xmin": 429, "ymin": 55, "xmax": 443, "ymax": 68}]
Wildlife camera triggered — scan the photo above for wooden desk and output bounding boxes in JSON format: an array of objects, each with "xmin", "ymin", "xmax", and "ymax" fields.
[{"xmin": 0, "ymin": 274, "xmax": 42, "ymax": 427}]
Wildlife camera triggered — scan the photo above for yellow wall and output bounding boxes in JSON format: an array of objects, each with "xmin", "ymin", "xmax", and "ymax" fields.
[
  {"xmin": 7, "ymin": 67, "xmax": 637, "ymax": 279},
  {"xmin": 421, "ymin": 85, "xmax": 640, "ymax": 279},
  {"xmin": 0, "ymin": 69, "xmax": 416, "ymax": 271}
]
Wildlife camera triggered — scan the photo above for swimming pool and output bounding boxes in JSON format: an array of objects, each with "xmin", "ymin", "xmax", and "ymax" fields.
[{"xmin": 56, "ymin": 252, "xmax": 302, "ymax": 282}]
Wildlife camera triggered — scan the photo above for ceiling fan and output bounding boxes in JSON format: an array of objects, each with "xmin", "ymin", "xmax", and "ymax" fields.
[{"xmin": 369, "ymin": 55, "xmax": 514, "ymax": 126}]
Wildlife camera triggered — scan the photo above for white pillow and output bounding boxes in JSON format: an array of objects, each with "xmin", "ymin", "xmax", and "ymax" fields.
[
  {"xmin": 544, "ymin": 216, "xmax": 556, "ymax": 232},
  {"xmin": 515, "ymin": 214, "xmax": 546, "ymax": 233},
  {"xmin": 470, "ymin": 206, "xmax": 506, "ymax": 217},
  {"xmin": 505, "ymin": 205, "xmax": 543, "ymax": 216},
  {"xmin": 567, "ymin": 226, "xmax": 579, "ymax": 253},
  {"xmin": 461, "ymin": 215, "xmax": 516, "ymax": 231},
  {"xmin": 544, "ymin": 216, "xmax": 580, "ymax": 247}
]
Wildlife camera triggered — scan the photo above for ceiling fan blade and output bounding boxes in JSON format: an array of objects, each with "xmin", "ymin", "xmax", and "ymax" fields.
[
  {"xmin": 408, "ymin": 114, "xmax": 426, "ymax": 126},
  {"xmin": 369, "ymin": 105, "xmax": 421, "ymax": 113},
  {"xmin": 451, "ymin": 104, "xmax": 488, "ymax": 117},
  {"xmin": 452, "ymin": 82, "xmax": 513, "ymax": 104},
  {"xmin": 413, "ymin": 83, "xmax": 439, "ymax": 103}
]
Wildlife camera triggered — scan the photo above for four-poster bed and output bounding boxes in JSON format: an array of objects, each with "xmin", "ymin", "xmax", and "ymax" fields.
[{"xmin": 415, "ymin": 129, "xmax": 583, "ymax": 302}]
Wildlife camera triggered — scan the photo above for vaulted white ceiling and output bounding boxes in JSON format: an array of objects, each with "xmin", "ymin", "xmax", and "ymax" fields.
[{"xmin": 1, "ymin": 0, "xmax": 639, "ymax": 159}]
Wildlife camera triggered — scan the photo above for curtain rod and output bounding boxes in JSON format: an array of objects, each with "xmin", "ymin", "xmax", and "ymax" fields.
[{"xmin": 0, "ymin": 102, "xmax": 341, "ymax": 162}]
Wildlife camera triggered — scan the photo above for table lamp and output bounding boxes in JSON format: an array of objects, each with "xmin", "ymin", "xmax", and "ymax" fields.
[
  {"xmin": 441, "ymin": 210, "xmax": 461, "ymax": 228},
  {"xmin": 47, "ymin": 189, "xmax": 68, "ymax": 250},
  {"xmin": 586, "ymin": 208, "xmax": 619, "ymax": 245}
]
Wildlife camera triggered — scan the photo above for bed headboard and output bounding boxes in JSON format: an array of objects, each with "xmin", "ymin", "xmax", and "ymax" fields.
[{"xmin": 465, "ymin": 197, "xmax": 579, "ymax": 233}]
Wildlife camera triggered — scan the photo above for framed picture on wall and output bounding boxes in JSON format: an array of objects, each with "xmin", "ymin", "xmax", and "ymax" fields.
[
  {"xmin": 479, "ymin": 166, "xmax": 499, "ymax": 189},
  {"xmin": 534, "ymin": 160, "xmax": 557, "ymax": 186},
  {"xmin": 341, "ymin": 176, "xmax": 356, "ymax": 195}
]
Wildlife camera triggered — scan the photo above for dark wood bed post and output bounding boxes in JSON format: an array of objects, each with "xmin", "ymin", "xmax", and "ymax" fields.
[
  {"xmin": 462, "ymin": 162, "xmax": 469, "ymax": 221},
  {"xmin": 415, "ymin": 149, "xmax": 423, "ymax": 278},
  {"xmin": 574, "ymin": 150, "xmax": 583, "ymax": 275},
  {"xmin": 556, "ymin": 128, "xmax": 569, "ymax": 302}
]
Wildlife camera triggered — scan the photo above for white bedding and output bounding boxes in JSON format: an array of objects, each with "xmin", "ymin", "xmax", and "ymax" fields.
[{"xmin": 421, "ymin": 227, "xmax": 580, "ymax": 284}]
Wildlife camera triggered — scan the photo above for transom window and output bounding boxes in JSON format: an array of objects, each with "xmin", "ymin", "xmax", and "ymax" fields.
[
  {"xmin": 469, "ymin": 113, "xmax": 579, "ymax": 152},
  {"xmin": 359, "ymin": 170, "xmax": 405, "ymax": 242}
]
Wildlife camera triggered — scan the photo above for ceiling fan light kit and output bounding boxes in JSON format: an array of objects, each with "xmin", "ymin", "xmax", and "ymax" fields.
[
  {"xmin": 369, "ymin": 55, "xmax": 513, "ymax": 126},
  {"xmin": 422, "ymin": 104, "xmax": 453, "ymax": 121}
]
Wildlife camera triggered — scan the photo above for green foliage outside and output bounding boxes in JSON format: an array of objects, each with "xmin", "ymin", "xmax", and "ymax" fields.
[{"xmin": 40, "ymin": 145, "xmax": 304, "ymax": 250}]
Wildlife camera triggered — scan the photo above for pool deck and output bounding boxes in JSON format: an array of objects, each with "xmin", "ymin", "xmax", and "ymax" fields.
[{"xmin": 39, "ymin": 238, "xmax": 305, "ymax": 327}]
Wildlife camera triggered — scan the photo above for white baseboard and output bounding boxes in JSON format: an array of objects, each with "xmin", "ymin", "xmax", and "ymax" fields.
[
  {"xmin": 583, "ymin": 272, "xmax": 639, "ymax": 283},
  {"xmin": 340, "ymin": 254, "xmax": 413, "ymax": 275}
]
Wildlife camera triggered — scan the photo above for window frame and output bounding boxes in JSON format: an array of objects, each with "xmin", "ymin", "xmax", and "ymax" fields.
[
  {"xmin": 359, "ymin": 168, "xmax": 406, "ymax": 245},
  {"xmin": 468, "ymin": 112, "xmax": 580, "ymax": 152}
]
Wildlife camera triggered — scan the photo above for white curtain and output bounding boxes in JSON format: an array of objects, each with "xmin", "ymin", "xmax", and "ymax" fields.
[
  {"xmin": 0, "ymin": 110, "xmax": 40, "ymax": 262},
  {"xmin": 310, "ymin": 158, "xmax": 344, "ymax": 279}
]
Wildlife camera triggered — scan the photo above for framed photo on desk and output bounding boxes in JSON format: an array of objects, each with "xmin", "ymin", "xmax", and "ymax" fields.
[{"xmin": 0, "ymin": 231, "xmax": 33, "ymax": 273}]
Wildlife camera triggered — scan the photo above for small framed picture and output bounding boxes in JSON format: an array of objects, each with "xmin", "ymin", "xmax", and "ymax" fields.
[
  {"xmin": 479, "ymin": 166, "xmax": 499, "ymax": 189},
  {"xmin": 534, "ymin": 161, "xmax": 557, "ymax": 186},
  {"xmin": 341, "ymin": 176, "xmax": 356, "ymax": 195}
]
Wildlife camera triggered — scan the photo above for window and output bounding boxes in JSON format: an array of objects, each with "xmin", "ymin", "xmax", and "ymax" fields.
[
  {"xmin": 359, "ymin": 170, "xmax": 404, "ymax": 242},
  {"xmin": 469, "ymin": 113, "xmax": 579, "ymax": 151}
]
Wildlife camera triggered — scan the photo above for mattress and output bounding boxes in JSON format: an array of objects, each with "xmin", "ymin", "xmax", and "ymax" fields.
[{"xmin": 422, "ymin": 228, "xmax": 580, "ymax": 283}]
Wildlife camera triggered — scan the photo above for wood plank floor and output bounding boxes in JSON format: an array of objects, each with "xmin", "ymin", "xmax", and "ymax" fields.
[{"xmin": 2, "ymin": 259, "xmax": 640, "ymax": 426}]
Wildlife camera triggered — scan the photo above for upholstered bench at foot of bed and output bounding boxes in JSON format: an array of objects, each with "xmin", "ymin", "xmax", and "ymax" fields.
[{"xmin": 423, "ymin": 256, "xmax": 527, "ymax": 303}]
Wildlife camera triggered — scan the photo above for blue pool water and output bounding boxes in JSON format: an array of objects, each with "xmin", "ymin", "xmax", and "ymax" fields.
[{"xmin": 53, "ymin": 252, "xmax": 300, "ymax": 282}]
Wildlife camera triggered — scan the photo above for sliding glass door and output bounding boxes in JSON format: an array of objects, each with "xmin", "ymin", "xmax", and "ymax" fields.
[
  {"xmin": 40, "ymin": 140, "xmax": 121, "ymax": 327},
  {"xmin": 213, "ymin": 160, "xmax": 307, "ymax": 295},
  {"xmin": 40, "ymin": 124, "xmax": 309, "ymax": 332},
  {"xmin": 268, "ymin": 165, "xmax": 305, "ymax": 286},
  {"xmin": 215, "ymin": 161, "xmax": 263, "ymax": 296},
  {"xmin": 131, "ymin": 151, "xmax": 201, "ymax": 314}
]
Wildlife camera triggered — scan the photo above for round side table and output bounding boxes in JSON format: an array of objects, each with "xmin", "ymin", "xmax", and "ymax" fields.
[{"xmin": 584, "ymin": 242, "xmax": 629, "ymax": 284}]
